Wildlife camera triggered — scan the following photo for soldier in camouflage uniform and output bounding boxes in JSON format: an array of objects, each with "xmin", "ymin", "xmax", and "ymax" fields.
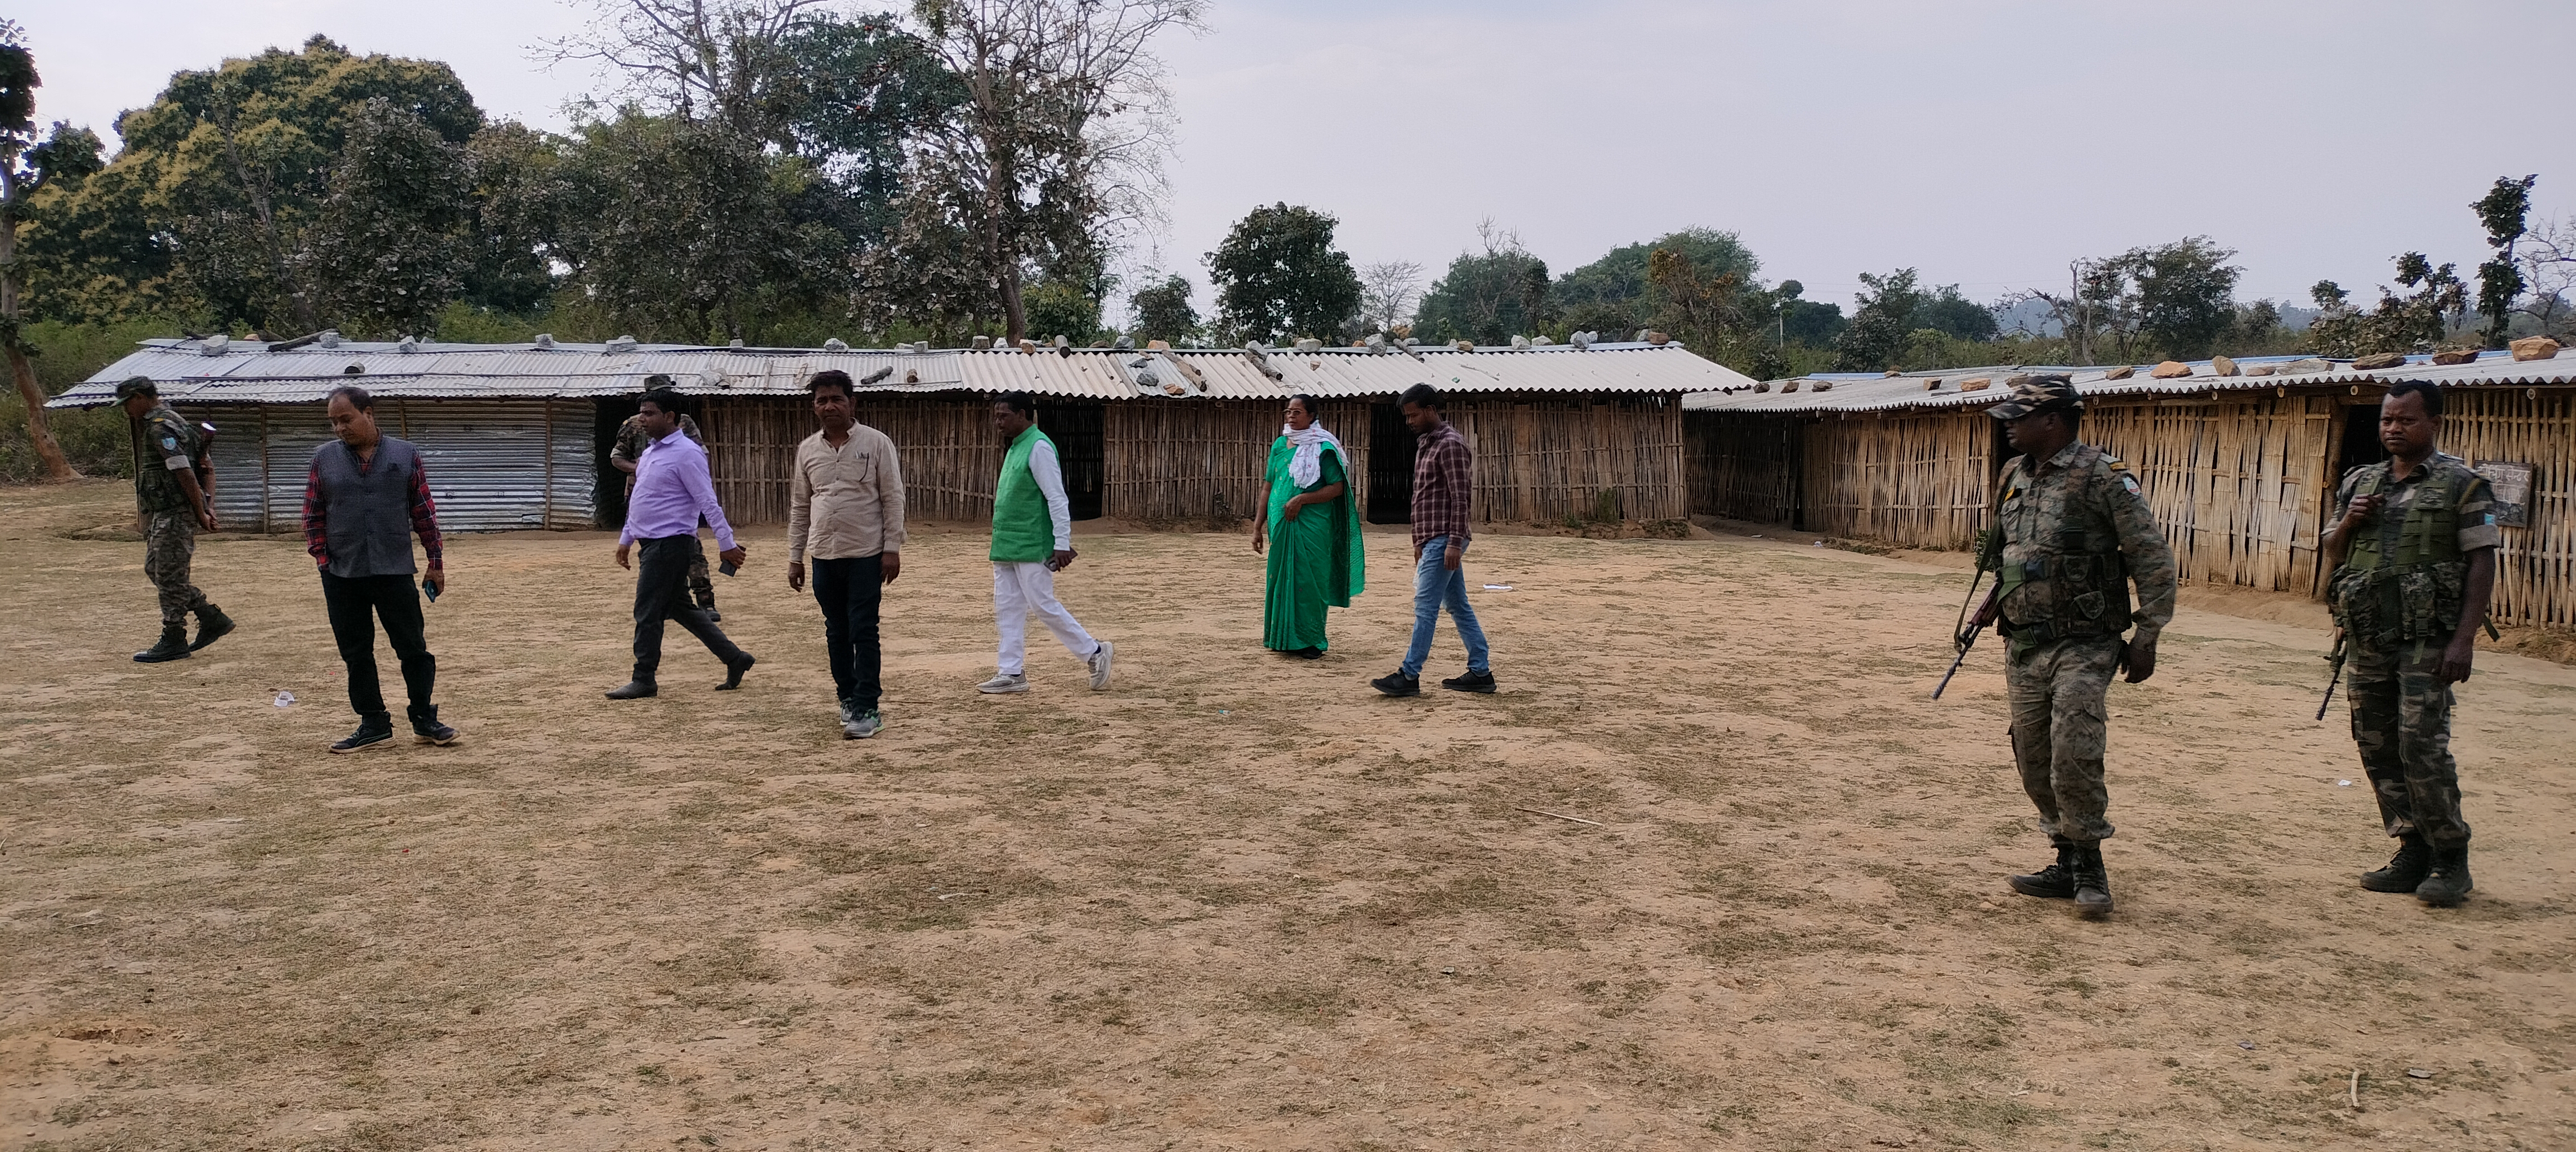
[
  {"xmin": 117, "ymin": 377, "xmax": 235, "ymax": 662},
  {"xmin": 611, "ymin": 378, "xmax": 718, "ymax": 618},
  {"xmin": 2323, "ymin": 380, "xmax": 2497, "ymax": 907},
  {"xmin": 1972, "ymin": 376, "xmax": 2177, "ymax": 916}
]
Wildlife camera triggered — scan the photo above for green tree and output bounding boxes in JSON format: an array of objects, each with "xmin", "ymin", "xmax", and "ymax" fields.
[
  {"xmin": 1414, "ymin": 223, "xmax": 1544, "ymax": 345},
  {"xmin": 1915, "ymin": 286, "xmax": 1997, "ymax": 342},
  {"xmin": 553, "ymin": 109, "xmax": 841, "ymax": 341},
  {"xmin": 1127, "ymin": 272, "xmax": 1197, "ymax": 345},
  {"xmin": 2471, "ymin": 174, "xmax": 2536, "ymax": 348},
  {"xmin": 1205, "ymin": 202, "xmax": 1362, "ymax": 344},
  {"xmin": 1833, "ymin": 268, "xmax": 1927, "ymax": 370},
  {"xmin": 306, "ymin": 98, "xmax": 474, "ymax": 337},
  {"xmin": 2126, "ymin": 236, "xmax": 2240, "ymax": 358},
  {"xmin": 22, "ymin": 35, "xmax": 482, "ymax": 331}
]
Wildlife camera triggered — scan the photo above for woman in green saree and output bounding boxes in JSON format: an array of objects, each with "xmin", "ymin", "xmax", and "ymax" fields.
[{"xmin": 1253, "ymin": 395, "xmax": 1365, "ymax": 658}]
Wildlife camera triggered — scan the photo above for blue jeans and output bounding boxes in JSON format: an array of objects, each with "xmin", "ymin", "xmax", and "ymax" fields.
[{"xmin": 1401, "ymin": 536, "xmax": 1490, "ymax": 677}]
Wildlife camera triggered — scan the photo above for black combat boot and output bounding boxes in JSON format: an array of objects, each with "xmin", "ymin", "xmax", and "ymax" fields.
[
  {"xmin": 2360, "ymin": 834, "xmax": 2432, "ymax": 893},
  {"xmin": 2009, "ymin": 838, "xmax": 2077, "ymax": 899},
  {"xmin": 134, "ymin": 624, "xmax": 192, "ymax": 663},
  {"xmin": 2070, "ymin": 843, "xmax": 2115, "ymax": 916},
  {"xmin": 188, "ymin": 603, "xmax": 236, "ymax": 651},
  {"xmin": 2414, "ymin": 843, "xmax": 2472, "ymax": 907}
]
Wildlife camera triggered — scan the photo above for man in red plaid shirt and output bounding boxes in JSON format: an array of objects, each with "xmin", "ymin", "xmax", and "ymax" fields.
[
  {"xmin": 303, "ymin": 384, "xmax": 460, "ymax": 753},
  {"xmin": 1373, "ymin": 383, "xmax": 1496, "ymax": 696}
]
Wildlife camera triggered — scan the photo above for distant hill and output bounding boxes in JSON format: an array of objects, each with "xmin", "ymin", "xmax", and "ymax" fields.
[{"xmin": 1989, "ymin": 297, "xmax": 2316, "ymax": 336}]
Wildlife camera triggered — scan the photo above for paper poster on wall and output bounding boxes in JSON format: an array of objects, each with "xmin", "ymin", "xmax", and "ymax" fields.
[{"xmin": 2474, "ymin": 461, "xmax": 2532, "ymax": 528}]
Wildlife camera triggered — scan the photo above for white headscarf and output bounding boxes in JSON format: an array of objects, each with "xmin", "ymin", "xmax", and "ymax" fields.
[{"xmin": 1282, "ymin": 421, "xmax": 1345, "ymax": 488}]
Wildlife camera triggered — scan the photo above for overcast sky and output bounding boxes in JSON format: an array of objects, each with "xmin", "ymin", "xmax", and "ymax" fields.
[{"xmin": 18, "ymin": 1, "xmax": 2574, "ymax": 316}]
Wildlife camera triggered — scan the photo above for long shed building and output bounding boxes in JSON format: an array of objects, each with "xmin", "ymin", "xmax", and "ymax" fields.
[
  {"xmin": 1684, "ymin": 353, "xmax": 2576, "ymax": 631},
  {"xmin": 55, "ymin": 336, "xmax": 1754, "ymax": 535}
]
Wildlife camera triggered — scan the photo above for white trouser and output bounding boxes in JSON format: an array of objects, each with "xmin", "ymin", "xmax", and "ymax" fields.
[{"xmin": 993, "ymin": 562, "xmax": 1097, "ymax": 675}]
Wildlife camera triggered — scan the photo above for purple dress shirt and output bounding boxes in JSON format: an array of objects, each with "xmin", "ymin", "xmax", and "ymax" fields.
[{"xmin": 619, "ymin": 428, "xmax": 739, "ymax": 550}]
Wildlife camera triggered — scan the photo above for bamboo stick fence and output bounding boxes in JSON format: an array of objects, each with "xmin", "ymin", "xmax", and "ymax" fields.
[
  {"xmin": 2435, "ymin": 387, "xmax": 2575, "ymax": 629},
  {"xmin": 695, "ymin": 392, "xmax": 1689, "ymax": 530},
  {"xmin": 1685, "ymin": 411, "xmax": 1799, "ymax": 524}
]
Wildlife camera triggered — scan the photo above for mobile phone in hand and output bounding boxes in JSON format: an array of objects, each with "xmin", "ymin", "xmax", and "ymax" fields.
[
  {"xmin": 719, "ymin": 559, "xmax": 739, "ymax": 577},
  {"xmin": 422, "ymin": 578, "xmax": 440, "ymax": 603}
]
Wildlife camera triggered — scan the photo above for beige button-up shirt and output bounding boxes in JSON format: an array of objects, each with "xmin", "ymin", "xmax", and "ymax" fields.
[{"xmin": 787, "ymin": 423, "xmax": 906, "ymax": 563}]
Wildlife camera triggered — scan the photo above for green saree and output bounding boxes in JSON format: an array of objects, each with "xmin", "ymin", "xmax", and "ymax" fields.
[{"xmin": 1262, "ymin": 436, "xmax": 1365, "ymax": 651}]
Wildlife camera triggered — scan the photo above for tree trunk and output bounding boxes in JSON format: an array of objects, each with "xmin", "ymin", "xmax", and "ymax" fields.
[
  {"xmin": 0, "ymin": 194, "xmax": 75, "ymax": 480},
  {"xmin": 3, "ymin": 344, "xmax": 74, "ymax": 481}
]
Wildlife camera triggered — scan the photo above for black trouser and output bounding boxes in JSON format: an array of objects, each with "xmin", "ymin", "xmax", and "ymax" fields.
[
  {"xmin": 812, "ymin": 554, "xmax": 885, "ymax": 711},
  {"xmin": 633, "ymin": 534, "xmax": 746, "ymax": 683},
  {"xmin": 321, "ymin": 572, "xmax": 437, "ymax": 725}
]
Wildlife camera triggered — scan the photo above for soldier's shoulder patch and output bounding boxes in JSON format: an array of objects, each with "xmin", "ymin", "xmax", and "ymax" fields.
[
  {"xmin": 2120, "ymin": 473, "xmax": 2142, "ymax": 496},
  {"xmin": 160, "ymin": 435, "xmax": 180, "ymax": 452}
]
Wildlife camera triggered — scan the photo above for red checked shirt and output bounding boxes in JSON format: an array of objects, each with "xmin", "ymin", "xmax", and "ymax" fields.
[{"xmin": 1410, "ymin": 419, "xmax": 1474, "ymax": 549}]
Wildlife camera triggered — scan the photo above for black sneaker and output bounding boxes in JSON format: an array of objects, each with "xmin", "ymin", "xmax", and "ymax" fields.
[
  {"xmin": 1440, "ymin": 669, "xmax": 1497, "ymax": 694},
  {"xmin": 1371, "ymin": 670, "xmax": 1421, "ymax": 697},
  {"xmin": 413, "ymin": 720, "xmax": 460, "ymax": 746},
  {"xmin": 331, "ymin": 717, "xmax": 396, "ymax": 754}
]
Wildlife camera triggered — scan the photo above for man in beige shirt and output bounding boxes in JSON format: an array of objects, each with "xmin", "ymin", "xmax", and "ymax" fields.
[{"xmin": 785, "ymin": 369, "xmax": 905, "ymax": 739}]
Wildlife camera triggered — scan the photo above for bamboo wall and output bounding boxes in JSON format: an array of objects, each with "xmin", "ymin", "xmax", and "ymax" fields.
[
  {"xmin": 1450, "ymin": 396, "xmax": 1687, "ymax": 522},
  {"xmin": 697, "ymin": 396, "xmax": 1007, "ymax": 524},
  {"xmin": 1685, "ymin": 411, "xmax": 1800, "ymax": 524},
  {"xmin": 2436, "ymin": 388, "xmax": 2576, "ymax": 629},
  {"xmin": 696, "ymin": 393, "xmax": 1687, "ymax": 529},
  {"xmin": 2085, "ymin": 395, "xmax": 2336, "ymax": 595},
  {"xmin": 1798, "ymin": 409, "xmax": 1996, "ymax": 546}
]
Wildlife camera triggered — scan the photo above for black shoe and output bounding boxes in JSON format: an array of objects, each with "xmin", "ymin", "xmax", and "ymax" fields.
[
  {"xmin": 1371, "ymin": 670, "xmax": 1421, "ymax": 697},
  {"xmin": 188, "ymin": 604, "xmax": 235, "ymax": 651},
  {"xmin": 409, "ymin": 707, "xmax": 460, "ymax": 746},
  {"xmin": 2009, "ymin": 839, "xmax": 2077, "ymax": 899},
  {"xmin": 1440, "ymin": 669, "xmax": 1497, "ymax": 694},
  {"xmin": 2415, "ymin": 845, "xmax": 2472, "ymax": 907},
  {"xmin": 717, "ymin": 653, "xmax": 756, "ymax": 690},
  {"xmin": 134, "ymin": 624, "xmax": 192, "ymax": 663},
  {"xmin": 2070, "ymin": 844, "xmax": 2114, "ymax": 916},
  {"xmin": 1287, "ymin": 646, "xmax": 1323, "ymax": 660},
  {"xmin": 2360, "ymin": 835, "xmax": 2432, "ymax": 893},
  {"xmin": 606, "ymin": 680, "xmax": 658, "ymax": 700},
  {"xmin": 331, "ymin": 716, "xmax": 396, "ymax": 754}
]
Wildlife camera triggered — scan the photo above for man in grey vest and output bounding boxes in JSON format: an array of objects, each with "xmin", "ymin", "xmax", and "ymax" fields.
[{"xmin": 302, "ymin": 385, "xmax": 460, "ymax": 753}]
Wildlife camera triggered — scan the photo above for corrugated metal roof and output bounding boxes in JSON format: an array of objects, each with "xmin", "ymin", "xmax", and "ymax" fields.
[
  {"xmin": 1681, "ymin": 350, "xmax": 2576, "ymax": 415},
  {"xmin": 52, "ymin": 337, "xmax": 1754, "ymax": 408}
]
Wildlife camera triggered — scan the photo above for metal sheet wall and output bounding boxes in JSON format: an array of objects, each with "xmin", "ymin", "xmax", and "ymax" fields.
[{"xmin": 174, "ymin": 399, "xmax": 591, "ymax": 533}]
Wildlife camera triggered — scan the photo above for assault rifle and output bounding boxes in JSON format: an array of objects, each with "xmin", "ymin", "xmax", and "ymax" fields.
[
  {"xmin": 2315, "ymin": 627, "xmax": 2346, "ymax": 721},
  {"xmin": 1934, "ymin": 574, "xmax": 1997, "ymax": 701}
]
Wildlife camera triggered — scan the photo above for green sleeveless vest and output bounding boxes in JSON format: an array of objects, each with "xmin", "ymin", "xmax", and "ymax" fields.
[
  {"xmin": 2330, "ymin": 460, "xmax": 2471, "ymax": 647},
  {"xmin": 990, "ymin": 424, "xmax": 1056, "ymax": 563}
]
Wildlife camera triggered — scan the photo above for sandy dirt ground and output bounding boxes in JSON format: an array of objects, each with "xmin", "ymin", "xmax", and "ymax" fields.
[{"xmin": 3, "ymin": 477, "xmax": 2571, "ymax": 1152}]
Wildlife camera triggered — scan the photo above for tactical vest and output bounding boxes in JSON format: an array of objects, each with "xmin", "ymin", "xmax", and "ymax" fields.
[
  {"xmin": 2329, "ymin": 461, "xmax": 2471, "ymax": 648},
  {"xmin": 1991, "ymin": 454, "xmax": 2134, "ymax": 645}
]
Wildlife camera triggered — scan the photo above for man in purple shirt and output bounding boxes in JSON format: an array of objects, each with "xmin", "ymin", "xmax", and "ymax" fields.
[{"xmin": 607, "ymin": 388, "xmax": 755, "ymax": 699}]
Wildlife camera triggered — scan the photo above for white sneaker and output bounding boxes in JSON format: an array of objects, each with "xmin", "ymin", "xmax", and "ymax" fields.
[
  {"xmin": 977, "ymin": 672, "xmax": 1030, "ymax": 694},
  {"xmin": 1087, "ymin": 640, "xmax": 1115, "ymax": 690}
]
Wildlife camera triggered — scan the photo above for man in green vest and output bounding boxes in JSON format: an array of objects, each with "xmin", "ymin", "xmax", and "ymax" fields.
[
  {"xmin": 2323, "ymin": 380, "xmax": 2499, "ymax": 907},
  {"xmin": 978, "ymin": 392, "xmax": 1113, "ymax": 694}
]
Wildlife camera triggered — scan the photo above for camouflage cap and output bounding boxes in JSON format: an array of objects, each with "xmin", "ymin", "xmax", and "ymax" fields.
[
  {"xmin": 641, "ymin": 373, "xmax": 676, "ymax": 389},
  {"xmin": 113, "ymin": 375, "xmax": 159, "ymax": 401},
  {"xmin": 1987, "ymin": 374, "xmax": 2082, "ymax": 420}
]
